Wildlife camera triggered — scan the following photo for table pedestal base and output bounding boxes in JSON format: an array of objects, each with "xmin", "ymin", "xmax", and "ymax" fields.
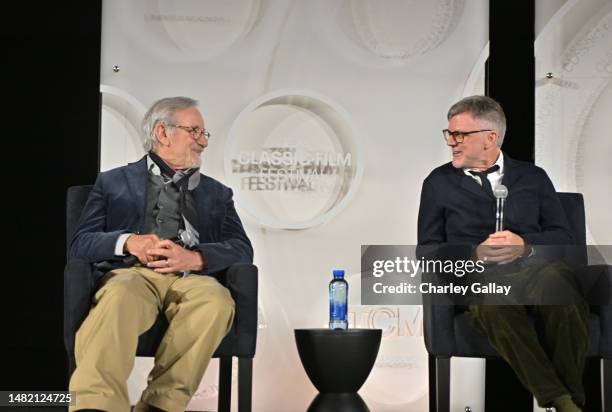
[{"xmin": 307, "ymin": 393, "xmax": 369, "ymax": 412}]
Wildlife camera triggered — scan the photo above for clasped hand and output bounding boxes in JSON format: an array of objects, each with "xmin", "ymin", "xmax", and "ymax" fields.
[
  {"xmin": 476, "ymin": 230, "xmax": 527, "ymax": 265},
  {"xmin": 125, "ymin": 234, "xmax": 203, "ymax": 273}
]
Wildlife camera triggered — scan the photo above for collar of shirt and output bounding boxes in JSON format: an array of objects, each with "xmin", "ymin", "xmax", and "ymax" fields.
[
  {"xmin": 463, "ymin": 152, "xmax": 504, "ymax": 188},
  {"xmin": 146, "ymin": 154, "xmax": 201, "ymax": 190},
  {"xmin": 147, "ymin": 154, "xmax": 164, "ymax": 177}
]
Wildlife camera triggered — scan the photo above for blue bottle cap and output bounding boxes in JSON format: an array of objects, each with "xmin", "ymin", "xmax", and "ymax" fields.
[{"xmin": 333, "ymin": 269, "xmax": 345, "ymax": 278}]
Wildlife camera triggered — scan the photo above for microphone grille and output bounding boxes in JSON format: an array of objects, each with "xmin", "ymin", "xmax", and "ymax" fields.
[{"xmin": 494, "ymin": 184, "xmax": 508, "ymax": 199}]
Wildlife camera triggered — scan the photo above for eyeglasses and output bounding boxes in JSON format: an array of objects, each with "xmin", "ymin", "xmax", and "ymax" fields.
[
  {"xmin": 167, "ymin": 124, "xmax": 211, "ymax": 140},
  {"xmin": 442, "ymin": 129, "xmax": 491, "ymax": 143}
]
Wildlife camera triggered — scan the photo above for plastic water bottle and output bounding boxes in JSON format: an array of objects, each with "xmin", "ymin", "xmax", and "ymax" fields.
[{"xmin": 329, "ymin": 269, "xmax": 348, "ymax": 330}]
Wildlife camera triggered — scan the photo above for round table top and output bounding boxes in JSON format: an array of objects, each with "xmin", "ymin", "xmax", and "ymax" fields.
[{"xmin": 294, "ymin": 328, "xmax": 382, "ymax": 336}]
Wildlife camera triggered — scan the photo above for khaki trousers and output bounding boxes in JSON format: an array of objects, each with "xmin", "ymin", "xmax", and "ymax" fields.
[{"xmin": 68, "ymin": 267, "xmax": 235, "ymax": 412}]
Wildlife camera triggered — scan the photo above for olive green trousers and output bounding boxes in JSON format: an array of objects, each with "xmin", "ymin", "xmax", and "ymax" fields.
[
  {"xmin": 68, "ymin": 267, "xmax": 235, "ymax": 412},
  {"xmin": 468, "ymin": 262, "xmax": 589, "ymax": 407}
]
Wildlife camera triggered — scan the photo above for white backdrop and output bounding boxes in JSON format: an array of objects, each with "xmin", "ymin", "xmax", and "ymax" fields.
[
  {"xmin": 534, "ymin": 0, "xmax": 612, "ymax": 248},
  {"xmin": 99, "ymin": 1, "xmax": 610, "ymax": 411}
]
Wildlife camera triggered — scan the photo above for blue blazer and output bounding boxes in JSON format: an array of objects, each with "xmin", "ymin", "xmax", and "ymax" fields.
[
  {"xmin": 70, "ymin": 156, "xmax": 253, "ymax": 276},
  {"xmin": 417, "ymin": 153, "xmax": 573, "ymax": 247}
]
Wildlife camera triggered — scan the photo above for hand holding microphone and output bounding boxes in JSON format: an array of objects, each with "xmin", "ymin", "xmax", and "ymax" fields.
[
  {"xmin": 476, "ymin": 185, "xmax": 527, "ymax": 264},
  {"xmin": 477, "ymin": 231, "xmax": 526, "ymax": 264}
]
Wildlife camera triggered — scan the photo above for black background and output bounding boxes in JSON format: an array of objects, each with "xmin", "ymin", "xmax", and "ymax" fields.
[{"xmin": 3, "ymin": 1, "xmax": 100, "ymax": 390}]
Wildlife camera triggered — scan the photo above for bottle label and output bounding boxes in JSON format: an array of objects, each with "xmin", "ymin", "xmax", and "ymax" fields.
[{"xmin": 330, "ymin": 300, "xmax": 347, "ymax": 320}]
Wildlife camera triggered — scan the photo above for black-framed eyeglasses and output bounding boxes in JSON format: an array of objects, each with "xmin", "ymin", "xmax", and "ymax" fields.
[
  {"xmin": 167, "ymin": 124, "xmax": 211, "ymax": 140},
  {"xmin": 442, "ymin": 129, "xmax": 491, "ymax": 143}
]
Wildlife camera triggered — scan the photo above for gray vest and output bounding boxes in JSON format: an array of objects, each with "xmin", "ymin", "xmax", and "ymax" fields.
[{"xmin": 143, "ymin": 174, "xmax": 183, "ymax": 240}]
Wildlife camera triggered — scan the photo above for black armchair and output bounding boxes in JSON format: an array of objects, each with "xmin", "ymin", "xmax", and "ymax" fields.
[
  {"xmin": 63, "ymin": 185, "xmax": 258, "ymax": 412},
  {"xmin": 423, "ymin": 192, "xmax": 612, "ymax": 412}
]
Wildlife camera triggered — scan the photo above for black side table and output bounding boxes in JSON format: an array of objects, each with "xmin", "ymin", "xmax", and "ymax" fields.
[{"xmin": 294, "ymin": 329, "xmax": 382, "ymax": 412}]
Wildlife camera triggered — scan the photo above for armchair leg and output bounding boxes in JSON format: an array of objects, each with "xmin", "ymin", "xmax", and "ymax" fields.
[
  {"xmin": 436, "ymin": 357, "xmax": 450, "ymax": 412},
  {"xmin": 604, "ymin": 359, "xmax": 611, "ymax": 412},
  {"xmin": 429, "ymin": 354, "xmax": 437, "ymax": 412},
  {"xmin": 218, "ymin": 356, "xmax": 232, "ymax": 412},
  {"xmin": 238, "ymin": 357, "xmax": 253, "ymax": 412}
]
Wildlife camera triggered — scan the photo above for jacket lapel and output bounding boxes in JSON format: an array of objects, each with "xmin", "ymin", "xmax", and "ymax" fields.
[
  {"xmin": 192, "ymin": 177, "xmax": 210, "ymax": 233},
  {"xmin": 456, "ymin": 167, "xmax": 491, "ymax": 199},
  {"xmin": 123, "ymin": 156, "xmax": 148, "ymax": 231}
]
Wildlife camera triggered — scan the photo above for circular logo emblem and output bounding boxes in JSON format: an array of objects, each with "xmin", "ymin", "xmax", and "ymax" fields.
[
  {"xmin": 225, "ymin": 89, "xmax": 363, "ymax": 229},
  {"xmin": 112, "ymin": 0, "xmax": 262, "ymax": 62}
]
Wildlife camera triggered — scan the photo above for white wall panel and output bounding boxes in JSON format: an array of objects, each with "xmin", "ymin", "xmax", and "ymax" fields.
[
  {"xmin": 101, "ymin": 1, "xmax": 488, "ymax": 410},
  {"xmin": 535, "ymin": 0, "xmax": 612, "ymax": 249}
]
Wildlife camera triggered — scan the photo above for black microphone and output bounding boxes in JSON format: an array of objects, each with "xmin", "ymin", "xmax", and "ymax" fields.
[{"xmin": 494, "ymin": 185, "xmax": 508, "ymax": 232}]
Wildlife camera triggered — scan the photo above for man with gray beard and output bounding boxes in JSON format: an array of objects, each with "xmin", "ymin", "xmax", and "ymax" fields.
[{"xmin": 68, "ymin": 97, "xmax": 253, "ymax": 412}]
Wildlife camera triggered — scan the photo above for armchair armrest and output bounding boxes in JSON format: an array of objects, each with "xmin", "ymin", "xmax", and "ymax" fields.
[
  {"xmin": 574, "ymin": 264, "xmax": 611, "ymax": 304},
  {"xmin": 422, "ymin": 301, "xmax": 457, "ymax": 357},
  {"xmin": 214, "ymin": 263, "xmax": 258, "ymax": 358},
  {"xmin": 576, "ymin": 265, "xmax": 612, "ymax": 358},
  {"xmin": 421, "ymin": 269, "xmax": 459, "ymax": 357},
  {"xmin": 63, "ymin": 258, "xmax": 95, "ymax": 369}
]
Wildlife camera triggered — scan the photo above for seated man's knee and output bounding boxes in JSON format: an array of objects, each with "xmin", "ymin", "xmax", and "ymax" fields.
[
  {"xmin": 178, "ymin": 277, "xmax": 235, "ymax": 321},
  {"xmin": 470, "ymin": 305, "xmax": 522, "ymax": 322},
  {"xmin": 536, "ymin": 267, "xmax": 569, "ymax": 286},
  {"xmin": 530, "ymin": 266, "xmax": 582, "ymax": 304},
  {"xmin": 192, "ymin": 282, "xmax": 235, "ymax": 322},
  {"xmin": 207, "ymin": 286, "xmax": 235, "ymax": 320}
]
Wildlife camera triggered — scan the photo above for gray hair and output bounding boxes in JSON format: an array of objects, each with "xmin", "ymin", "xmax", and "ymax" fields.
[
  {"xmin": 447, "ymin": 95, "xmax": 507, "ymax": 147},
  {"xmin": 141, "ymin": 96, "xmax": 199, "ymax": 151}
]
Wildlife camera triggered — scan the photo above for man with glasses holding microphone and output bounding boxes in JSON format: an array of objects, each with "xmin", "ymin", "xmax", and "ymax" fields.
[
  {"xmin": 68, "ymin": 97, "xmax": 253, "ymax": 412},
  {"xmin": 418, "ymin": 95, "xmax": 588, "ymax": 412}
]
